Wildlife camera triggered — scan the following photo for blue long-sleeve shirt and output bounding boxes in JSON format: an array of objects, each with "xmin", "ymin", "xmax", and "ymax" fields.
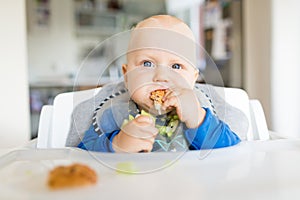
[{"xmin": 78, "ymin": 108, "xmax": 241, "ymax": 152}]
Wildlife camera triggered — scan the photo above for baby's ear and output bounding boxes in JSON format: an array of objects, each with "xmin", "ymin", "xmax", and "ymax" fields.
[
  {"xmin": 122, "ymin": 64, "xmax": 128, "ymax": 84},
  {"xmin": 122, "ymin": 64, "xmax": 128, "ymax": 75},
  {"xmin": 193, "ymin": 68, "xmax": 199, "ymax": 82}
]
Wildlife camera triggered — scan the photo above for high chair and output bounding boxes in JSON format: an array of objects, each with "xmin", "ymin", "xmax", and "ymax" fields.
[{"xmin": 36, "ymin": 85, "xmax": 270, "ymax": 148}]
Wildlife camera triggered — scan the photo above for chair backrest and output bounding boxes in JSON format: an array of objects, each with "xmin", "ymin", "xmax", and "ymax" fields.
[
  {"xmin": 37, "ymin": 88, "xmax": 101, "ymax": 148},
  {"xmin": 37, "ymin": 86, "xmax": 268, "ymax": 148},
  {"xmin": 213, "ymin": 86, "xmax": 254, "ymax": 140}
]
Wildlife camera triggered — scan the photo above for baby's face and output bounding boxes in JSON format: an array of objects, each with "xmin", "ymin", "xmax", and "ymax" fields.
[{"xmin": 122, "ymin": 48, "xmax": 198, "ymax": 113}]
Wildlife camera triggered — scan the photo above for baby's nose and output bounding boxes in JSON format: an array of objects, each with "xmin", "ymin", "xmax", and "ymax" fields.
[{"xmin": 152, "ymin": 65, "xmax": 170, "ymax": 82}]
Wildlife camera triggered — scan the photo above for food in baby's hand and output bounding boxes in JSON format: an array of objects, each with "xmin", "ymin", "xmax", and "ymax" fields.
[
  {"xmin": 47, "ymin": 163, "xmax": 97, "ymax": 189},
  {"xmin": 150, "ymin": 89, "xmax": 166, "ymax": 114},
  {"xmin": 150, "ymin": 89, "xmax": 166, "ymax": 104}
]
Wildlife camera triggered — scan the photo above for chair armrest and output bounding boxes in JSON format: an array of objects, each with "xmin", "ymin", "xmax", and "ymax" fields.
[
  {"xmin": 249, "ymin": 100, "xmax": 270, "ymax": 140},
  {"xmin": 37, "ymin": 105, "xmax": 53, "ymax": 148}
]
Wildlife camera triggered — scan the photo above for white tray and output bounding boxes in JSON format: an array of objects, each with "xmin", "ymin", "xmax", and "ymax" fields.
[{"xmin": 1, "ymin": 141, "xmax": 300, "ymax": 200}]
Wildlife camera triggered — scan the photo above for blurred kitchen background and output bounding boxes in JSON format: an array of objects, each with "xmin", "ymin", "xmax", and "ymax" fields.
[{"xmin": 1, "ymin": 0, "xmax": 300, "ymax": 147}]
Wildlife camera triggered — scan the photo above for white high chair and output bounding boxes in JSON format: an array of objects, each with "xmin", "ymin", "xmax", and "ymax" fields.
[{"xmin": 36, "ymin": 86, "xmax": 270, "ymax": 148}]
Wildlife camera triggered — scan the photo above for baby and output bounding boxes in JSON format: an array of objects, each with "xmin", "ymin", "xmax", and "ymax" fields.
[{"xmin": 77, "ymin": 15, "xmax": 241, "ymax": 153}]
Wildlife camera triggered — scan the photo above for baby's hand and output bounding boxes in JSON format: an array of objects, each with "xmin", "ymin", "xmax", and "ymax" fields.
[
  {"xmin": 112, "ymin": 115, "xmax": 158, "ymax": 153},
  {"xmin": 161, "ymin": 88, "xmax": 206, "ymax": 129}
]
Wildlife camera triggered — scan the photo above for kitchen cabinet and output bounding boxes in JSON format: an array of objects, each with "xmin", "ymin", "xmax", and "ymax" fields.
[
  {"xmin": 75, "ymin": 9, "xmax": 125, "ymax": 36},
  {"xmin": 74, "ymin": 0, "xmax": 166, "ymax": 36}
]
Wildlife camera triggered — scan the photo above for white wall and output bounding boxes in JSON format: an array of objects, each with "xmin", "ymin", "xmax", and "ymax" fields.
[
  {"xmin": 271, "ymin": 0, "xmax": 300, "ymax": 137},
  {"xmin": 0, "ymin": 0, "xmax": 30, "ymax": 147},
  {"xmin": 243, "ymin": 0, "xmax": 272, "ymax": 127}
]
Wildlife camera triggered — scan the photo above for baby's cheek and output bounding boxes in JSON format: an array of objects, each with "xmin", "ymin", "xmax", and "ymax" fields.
[
  {"xmin": 126, "ymin": 72, "xmax": 153, "ymax": 91},
  {"xmin": 130, "ymin": 89, "xmax": 143, "ymax": 102},
  {"xmin": 129, "ymin": 87, "xmax": 146, "ymax": 101},
  {"xmin": 169, "ymin": 70, "xmax": 196, "ymax": 88},
  {"xmin": 127, "ymin": 80, "xmax": 147, "ymax": 97}
]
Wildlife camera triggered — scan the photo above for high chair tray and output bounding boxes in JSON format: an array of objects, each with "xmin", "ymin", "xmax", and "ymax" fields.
[{"xmin": 1, "ymin": 140, "xmax": 300, "ymax": 200}]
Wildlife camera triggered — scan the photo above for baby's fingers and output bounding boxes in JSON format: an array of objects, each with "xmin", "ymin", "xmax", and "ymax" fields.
[
  {"xmin": 162, "ymin": 95, "xmax": 179, "ymax": 111},
  {"xmin": 132, "ymin": 115, "xmax": 158, "ymax": 139},
  {"xmin": 137, "ymin": 139, "xmax": 155, "ymax": 153},
  {"xmin": 135, "ymin": 115, "xmax": 154, "ymax": 125},
  {"xmin": 162, "ymin": 89, "xmax": 178, "ymax": 102}
]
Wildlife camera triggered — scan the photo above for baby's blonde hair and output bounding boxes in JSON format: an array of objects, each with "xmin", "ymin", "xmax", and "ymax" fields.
[{"xmin": 134, "ymin": 15, "xmax": 195, "ymax": 42}]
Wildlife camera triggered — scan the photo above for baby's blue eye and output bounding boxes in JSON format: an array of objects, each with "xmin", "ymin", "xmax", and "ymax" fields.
[
  {"xmin": 171, "ymin": 63, "xmax": 182, "ymax": 69},
  {"xmin": 143, "ymin": 61, "xmax": 154, "ymax": 67}
]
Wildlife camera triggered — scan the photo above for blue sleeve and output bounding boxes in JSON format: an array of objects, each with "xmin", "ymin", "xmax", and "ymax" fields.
[
  {"xmin": 184, "ymin": 107, "xmax": 241, "ymax": 150},
  {"xmin": 77, "ymin": 125, "xmax": 119, "ymax": 152}
]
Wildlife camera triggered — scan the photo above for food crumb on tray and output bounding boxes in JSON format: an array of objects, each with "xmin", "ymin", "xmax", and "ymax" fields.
[{"xmin": 47, "ymin": 163, "xmax": 97, "ymax": 189}]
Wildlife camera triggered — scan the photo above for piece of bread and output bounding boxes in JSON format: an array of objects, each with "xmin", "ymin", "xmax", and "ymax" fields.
[
  {"xmin": 47, "ymin": 163, "xmax": 97, "ymax": 189},
  {"xmin": 150, "ymin": 89, "xmax": 166, "ymax": 104}
]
